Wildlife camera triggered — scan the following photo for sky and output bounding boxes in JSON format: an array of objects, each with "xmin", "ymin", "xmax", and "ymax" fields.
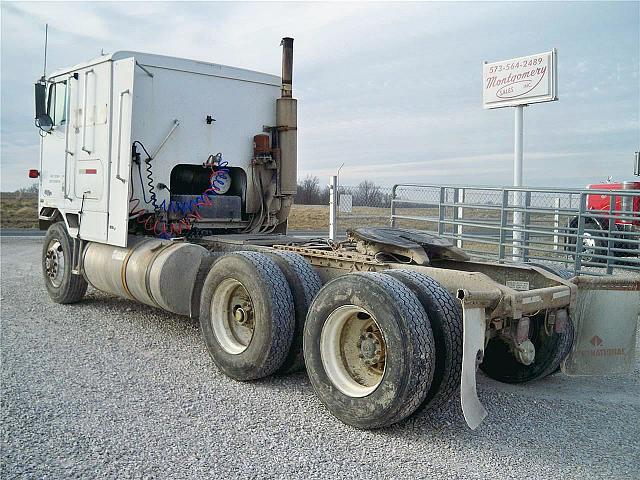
[{"xmin": 1, "ymin": 1, "xmax": 639, "ymax": 191}]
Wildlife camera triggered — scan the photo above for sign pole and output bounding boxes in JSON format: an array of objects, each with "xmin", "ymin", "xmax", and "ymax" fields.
[
  {"xmin": 483, "ymin": 49, "xmax": 557, "ymax": 262},
  {"xmin": 512, "ymin": 105, "xmax": 524, "ymax": 261}
]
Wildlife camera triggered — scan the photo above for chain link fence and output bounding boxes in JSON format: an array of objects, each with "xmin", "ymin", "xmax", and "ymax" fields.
[
  {"xmin": 334, "ymin": 182, "xmax": 394, "ymax": 234},
  {"xmin": 324, "ymin": 178, "xmax": 639, "ymax": 275},
  {"xmin": 390, "ymin": 184, "xmax": 639, "ymax": 275}
]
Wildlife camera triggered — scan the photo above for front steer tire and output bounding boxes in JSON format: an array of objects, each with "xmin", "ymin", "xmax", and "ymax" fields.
[
  {"xmin": 42, "ymin": 222, "xmax": 87, "ymax": 304},
  {"xmin": 199, "ymin": 252, "xmax": 295, "ymax": 381},
  {"xmin": 304, "ymin": 272, "xmax": 436, "ymax": 429}
]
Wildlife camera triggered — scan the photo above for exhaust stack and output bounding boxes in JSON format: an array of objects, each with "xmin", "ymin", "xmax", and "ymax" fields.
[
  {"xmin": 277, "ymin": 37, "xmax": 297, "ymax": 195},
  {"xmin": 281, "ymin": 37, "xmax": 294, "ymax": 98}
]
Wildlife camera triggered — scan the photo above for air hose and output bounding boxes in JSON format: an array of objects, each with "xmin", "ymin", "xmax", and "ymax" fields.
[{"xmin": 129, "ymin": 147, "xmax": 229, "ymax": 238}]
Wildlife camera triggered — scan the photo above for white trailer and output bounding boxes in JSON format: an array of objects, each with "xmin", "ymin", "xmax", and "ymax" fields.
[{"xmin": 33, "ymin": 38, "xmax": 639, "ymax": 430}]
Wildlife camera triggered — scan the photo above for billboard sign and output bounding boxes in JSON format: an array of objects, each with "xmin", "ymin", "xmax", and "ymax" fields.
[{"xmin": 483, "ymin": 50, "xmax": 557, "ymax": 109}]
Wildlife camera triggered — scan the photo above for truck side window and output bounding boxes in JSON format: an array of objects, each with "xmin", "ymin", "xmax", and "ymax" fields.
[{"xmin": 46, "ymin": 81, "xmax": 67, "ymax": 126}]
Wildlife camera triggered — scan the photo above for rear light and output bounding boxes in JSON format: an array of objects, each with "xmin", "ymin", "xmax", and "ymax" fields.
[{"xmin": 28, "ymin": 169, "xmax": 40, "ymax": 179}]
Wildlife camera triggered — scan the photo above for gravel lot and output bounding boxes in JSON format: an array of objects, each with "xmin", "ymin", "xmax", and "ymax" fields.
[{"xmin": 2, "ymin": 237, "xmax": 639, "ymax": 479}]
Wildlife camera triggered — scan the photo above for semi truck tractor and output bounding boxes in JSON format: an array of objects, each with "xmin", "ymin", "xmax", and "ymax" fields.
[
  {"xmin": 566, "ymin": 160, "xmax": 640, "ymax": 264},
  {"xmin": 32, "ymin": 38, "xmax": 639, "ymax": 430}
]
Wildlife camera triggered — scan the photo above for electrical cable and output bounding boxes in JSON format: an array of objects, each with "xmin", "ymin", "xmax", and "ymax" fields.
[
  {"xmin": 128, "ymin": 148, "xmax": 229, "ymax": 238},
  {"xmin": 132, "ymin": 140, "xmax": 159, "ymax": 212}
]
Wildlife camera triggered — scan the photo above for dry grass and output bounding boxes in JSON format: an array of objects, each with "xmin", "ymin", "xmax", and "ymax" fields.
[
  {"xmin": 1, "ymin": 194, "xmax": 38, "ymax": 229},
  {"xmin": 288, "ymin": 204, "xmax": 394, "ymax": 230},
  {"xmin": 0, "ymin": 199, "xmax": 387, "ymax": 231},
  {"xmin": 0, "ymin": 199, "xmax": 509, "ymax": 232},
  {"xmin": 0, "ymin": 196, "xmax": 558, "ymax": 262},
  {"xmin": 0, "ymin": 196, "xmax": 339, "ymax": 231},
  {"xmin": 287, "ymin": 204, "xmax": 330, "ymax": 230}
]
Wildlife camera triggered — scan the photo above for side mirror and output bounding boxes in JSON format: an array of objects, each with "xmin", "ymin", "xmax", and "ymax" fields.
[
  {"xmin": 34, "ymin": 83, "xmax": 53, "ymax": 133},
  {"xmin": 634, "ymin": 152, "xmax": 639, "ymax": 177},
  {"xmin": 35, "ymin": 113, "xmax": 54, "ymax": 133},
  {"xmin": 35, "ymin": 82, "xmax": 47, "ymax": 117}
]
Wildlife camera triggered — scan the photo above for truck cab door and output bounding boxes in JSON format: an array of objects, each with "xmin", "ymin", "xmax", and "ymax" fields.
[
  {"xmin": 40, "ymin": 80, "xmax": 70, "ymax": 202},
  {"xmin": 107, "ymin": 57, "xmax": 136, "ymax": 247},
  {"xmin": 66, "ymin": 62, "xmax": 113, "ymax": 243},
  {"xmin": 40, "ymin": 61, "xmax": 118, "ymax": 244}
]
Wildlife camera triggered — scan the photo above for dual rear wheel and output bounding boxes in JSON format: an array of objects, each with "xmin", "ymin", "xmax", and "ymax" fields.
[
  {"xmin": 304, "ymin": 272, "xmax": 442, "ymax": 429},
  {"xmin": 199, "ymin": 251, "xmax": 321, "ymax": 380},
  {"xmin": 199, "ymin": 255, "xmax": 464, "ymax": 429}
]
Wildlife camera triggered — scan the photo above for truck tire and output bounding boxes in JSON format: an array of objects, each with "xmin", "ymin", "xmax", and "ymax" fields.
[
  {"xmin": 303, "ymin": 272, "xmax": 436, "ymax": 429},
  {"xmin": 42, "ymin": 222, "xmax": 88, "ymax": 304},
  {"xmin": 480, "ymin": 310, "xmax": 574, "ymax": 384},
  {"xmin": 528, "ymin": 263, "xmax": 576, "ymax": 375},
  {"xmin": 265, "ymin": 251, "xmax": 322, "ymax": 374},
  {"xmin": 541, "ymin": 315, "xmax": 575, "ymax": 377},
  {"xmin": 383, "ymin": 269, "xmax": 463, "ymax": 413},
  {"xmin": 566, "ymin": 217, "xmax": 608, "ymax": 264},
  {"xmin": 199, "ymin": 252, "xmax": 295, "ymax": 381},
  {"xmin": 189, "ymin": 254, "xmax": 219, "ymax": 320}
]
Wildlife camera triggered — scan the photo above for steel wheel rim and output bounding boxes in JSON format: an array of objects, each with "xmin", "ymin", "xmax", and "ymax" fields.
[
  {"xmin": 210, "ymin": 278, "xmax": 255, "ymax": 355},
  {"xmin": 45, "ymin": 239, "xmax": 65, "ymax": 287},
  {"xmin": 320, "ymin": 305, "xmax": 386, "ymax": 398},
  {"xmin": 582, "ymin": 232, "xmax": 596, "ymax": 262}
]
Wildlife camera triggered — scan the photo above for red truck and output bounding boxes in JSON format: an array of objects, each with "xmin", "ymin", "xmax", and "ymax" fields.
[{"xmin": 568, "ymin": 154, "xmax": 640, "ymax": 263}]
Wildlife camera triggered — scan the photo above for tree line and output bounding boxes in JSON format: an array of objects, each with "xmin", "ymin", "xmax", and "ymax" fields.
[
  {"xmin": 294, "ymin": 175, "xmax": 392, "ymax": 207},
  {"xmin": 10, "ymin": 178, "xmax": 393, "ymax": 207}
]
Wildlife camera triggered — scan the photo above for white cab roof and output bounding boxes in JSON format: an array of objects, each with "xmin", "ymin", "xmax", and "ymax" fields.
[{"xmin": 49, "ymin": 51, "xmax": 281, "ymax": 87}]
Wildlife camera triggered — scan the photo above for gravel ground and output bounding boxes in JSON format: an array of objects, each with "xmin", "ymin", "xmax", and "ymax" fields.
[{"xmin": 2, "ymin": 237, "xmax": 639, "ymax": 479}]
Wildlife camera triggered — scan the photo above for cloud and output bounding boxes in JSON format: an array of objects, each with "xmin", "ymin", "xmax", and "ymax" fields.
[
  {"xmin": 301, "ymin": 150, "xmax": 631, "ymax": 187},
  {"xmin": 1, "ymin": 1, "xmax": 638, "ymax": 192}
]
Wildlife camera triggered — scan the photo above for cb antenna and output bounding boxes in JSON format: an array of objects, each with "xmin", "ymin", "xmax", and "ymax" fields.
[{"xmin": 41, "ymin": 23, "xmax": 48, "ymax": 81}]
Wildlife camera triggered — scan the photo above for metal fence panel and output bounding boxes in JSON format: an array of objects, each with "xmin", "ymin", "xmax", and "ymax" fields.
[{"xmin": 390, "ymin": 184, "xmax": 639, "ymax": 275}]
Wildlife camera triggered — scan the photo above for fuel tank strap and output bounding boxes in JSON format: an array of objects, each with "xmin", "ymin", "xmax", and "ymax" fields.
[
  {"xmin": 143, "ymin": 242, "xmax": 179, "ymax": 309},
  {"xmin": 120, "ymin": 241, "xmax": 148, "ymax": 300}
]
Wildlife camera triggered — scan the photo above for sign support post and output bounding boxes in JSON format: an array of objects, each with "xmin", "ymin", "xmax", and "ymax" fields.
[
  {"xmin": 513, "ymin": 104, "xmax": 524, "ymax": 260},
  {"xmin": 482, "ymin": 49, "xmax": 557, "ymax": 263}
]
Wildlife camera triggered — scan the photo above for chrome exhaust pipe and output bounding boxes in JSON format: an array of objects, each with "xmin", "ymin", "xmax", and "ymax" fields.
[
  {"xmin": 277, "ymin": 37, "xmax": 297, "ymax": 195},
  {"xmin": 280, "ymin": 37, "xmax": 294, "ymax": 98}
]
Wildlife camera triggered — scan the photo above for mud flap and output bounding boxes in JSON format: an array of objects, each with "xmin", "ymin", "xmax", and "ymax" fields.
[
  {"xmin": 563, "ymin": 276, "xmax": 640, "ymax": 376},
  {"xmin": 460, "ymin": 306, "xmax": 488, "ymax": 429}
]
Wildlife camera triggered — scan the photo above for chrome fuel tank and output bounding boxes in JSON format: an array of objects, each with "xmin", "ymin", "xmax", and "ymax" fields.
[{"xmin": 83, "ymin": 237, "xmax": 209, "ymax": 316}]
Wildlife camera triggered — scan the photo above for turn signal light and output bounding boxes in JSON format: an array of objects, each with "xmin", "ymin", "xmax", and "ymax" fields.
[{"xmin": 28, "ymin": 169, "xmax": 40, "ymax": 178}]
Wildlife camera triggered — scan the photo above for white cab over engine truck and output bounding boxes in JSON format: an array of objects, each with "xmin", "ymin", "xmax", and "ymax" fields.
[{"xmin": 33, "ymin": 38, "xmax": 639, "ymax": 430}]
